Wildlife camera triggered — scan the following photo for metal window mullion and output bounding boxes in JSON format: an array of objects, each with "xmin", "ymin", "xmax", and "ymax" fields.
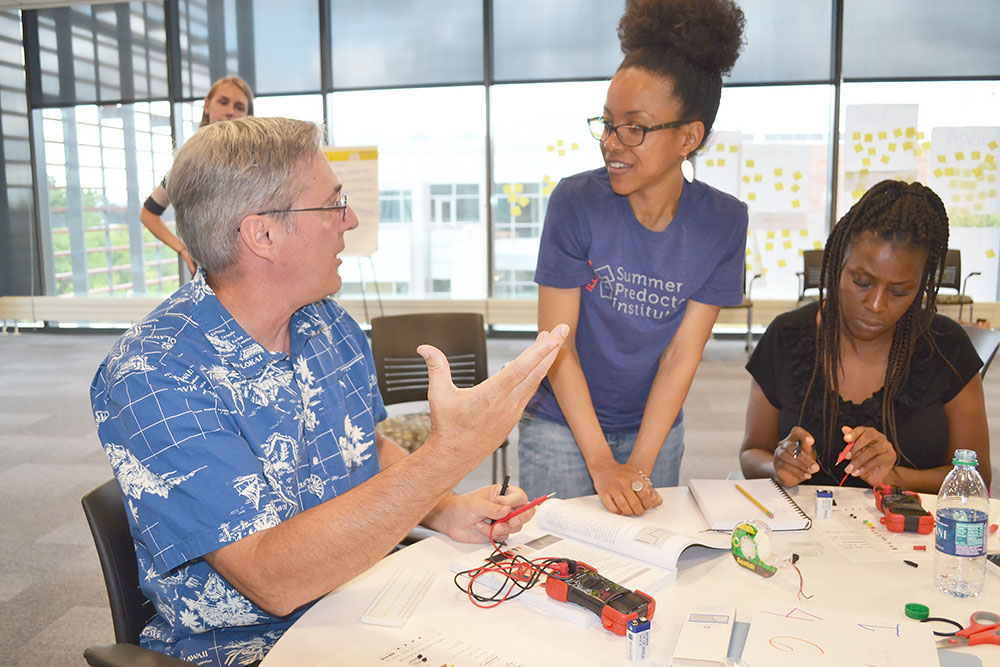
[
  {"xmin": 123, "ymin": 104, "xmax": 146, "ymax": 295},
  {"xmin": 825, "ymin": 0, "xmax": 844, "ymax": 235},
  {"xmin": 61, "ymin": 108, "xmax": 88, "ymax": 295}
]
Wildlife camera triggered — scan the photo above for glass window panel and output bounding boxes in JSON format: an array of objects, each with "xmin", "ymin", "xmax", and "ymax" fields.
[
  {"xmin": 492, "ymin": 0, "xmax": 624, "ymax": 82},
  {"xmin": 728, "ymin": 0, "xmax": 832, "ymax": 84},
  {"xmin": 330, "ymin": 0, "xmax": 483, "ymax": 89},
  {"xmin": 491, "ymin": 81, "xmax": 608, "ymax": 299},
  {"xmin": 252, "ymin": 0, "xmax": 320, "ymax": 93},
  {"xmin": 838, "ymin": 81, "xmax": 1000, "ymax": 305},
  {"xmin": 701, "ymin": 84, "xmax": 834, "ymax": 301},
  {"xmin": 328, "ymin": 86, "xmax": 486, "ymax": 299},
  {"xmin": 252, "ymin": 94, "xmax": 325, "ymax": 124},
  {"xmin": 843, "ymin": 0, "xmax": 1000, "ymax": 80}
]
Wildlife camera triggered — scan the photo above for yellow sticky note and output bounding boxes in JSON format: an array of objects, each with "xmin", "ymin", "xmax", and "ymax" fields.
[
  {"xmin": 514, "ymin": 183, "xmax": 523, "ymax": 193},
  {"xmin": 852, "ymin": 189, "xmax": 865, "ymax": 199},
  {"xmin": 880, "ymin": 155, "xmax": 890, "ymax": 165},
  {"xmin": 893, "ymin": 128, "xmax": 902, "ymax": 138},
  {"xmin": 945, "ymin": 167, "xmax": 955, "ymax": 176},
  {"xmin": 864, "ymin": 133, "xmax": 873, "ymax": 142},
  {"xmin": 503, "ymin": 184, "xmax": 512, "ymax": 194},
  {"xmin": 793, "ymin": 171, "xmax": 802, "ymax": 180},
  {"xmin": 937, "ymin": 154, "xmax": 947, "ymax": 163},
  {"xmin": 766, "ymin": 230, "xmax": 775, "ymax": 239},
  {"xmin": 859, "ymin": 168, "xmax": 869, "ymax": 176},
  {"xmin": 852, "ymin": 131, "xmax": 861, "ymax": 140},
  {"xmin": 800, "ymin": 229, "xmax": 808, "ymax": 237},
  {"xmin": 922, "ymin": 141, "xmax": 931, "ymax": 150},
  {"xmin": 792, "ymin": 200, "xmax": 801, "ymax": 209},
  {"xmin": 783, "ymin": 241, "xmax": 792, "ymax": 249},
  {"xmin": 975, "ymin": 167, "xmax": 984, "ymax": 179},
  {"xmin": 918, "ymin": 132, "xmax": 925, "ymax": 140},
  {"xmin": 510, "ymin": 204, "xmax": 522, "ymax": 216},
  {"xmin": 558, "ymin": 149, "xmax": 565, "ymax": 156},
  {"xmin": 990, "ymin": 140, "xmax": 999, "ymax": 150},
  {"xmin": 546, "ymin": 145, "xmax": 555, "ymax": 152},
  {"xmin": 748, "ymin": 192, "xmax": 757, "ymax": 201},
  {"xmin": 774, "ymin": 168, "xmax": 783, "ymax": 177},
  {"xmin": 518, "ymin": 196, "xmax": 529, "ymax": 207},
  {"xmin": 777, "ymin": 259, "xmax": 788, "ymax": 268},
  {"xmin": 888, "ymin": 143, "xmax": 897, "ymax": 152},
  {"xmin": 951, "ymin": 194, "xmax": 961, "ymax": 203},
  {"xmin": 906, "ymin": 127, "xmax": 916, "ymax": 138},
  {"xmin": 878, "ymin": 130, "xmax": 887, "ymax": 140},
  {"xmin": 854, "ymin": 143, "xmax": 863, "ymax": 153},
  {"xmin": 556, "ymin": 139, "xmax": 564, "ymax": 146},
  {"xmin": 987, "ymin": 250, "xmax": 996, "ymax": 258},
  {"xmin": 706, "ymin": 159, "xmax": 715, "ymax": 167},
  {"xmin": 730, "ymin": 145, "xmax": 738, "ymax": 153},
  {"xmin": 718, "ymin": 158, "xmax": 726, "ymax": 167},
  {"xmin": 934, "ymin": 168, "xmax": 943, "ymax": 178},
  {"xmin": 746, "ymin": 159, "xmax": 755, "ymax": 168},
  {"xmin": 972, "ymin": 151, "xmax": 981, "ymax": 161},
  {"xmin": 791, "ymin": 183, "xmax": 800, "ymax": 192},
  {"xmin": 868, "ymin": 147, "xmax": 876, "ymax": 156},
  {"xmin": 765, "ymin": 241, "xmax": 773, "ymax": 250},
  {"xmin": 955, "ymin": 152, "xmax": 965, "ymax": 161},
  {"xmin": 745, "ymin": 262, "xmax": 752, "ymax": 271},
  {"xmin": 814, "ymin": 240, "xmax": 823, "ymax": 249},
  {"xmin": 571, "ymin": 143, "xmax": 578, "ymax": 151},
  {"xmin": 782, "ymin": 229, "xmax": 791, "ymax": 238},
  {"xmin": 775, "ymin": 182, "xmax": 784, "ymax": 191},
  {"xmin": 903, "ymin": 141, "xmax": 914, "ymax": 150},
  {"xmin": 754, "ymin": 174, "xmax": 763, "ymax": 182},
  {"xmin": 717, "ymin": 143, "xmax": 726, "ymax": 152},
  {"xmin": 746, "ymin": 248, "xmax": 752, "ymax": 256},
  {"xmin": 989, "ymin": 189, "xmax": 997, "ymax": 197},
  {"xmin": 987, "ymin": 154, "xmax": 996, "ymax": 164},
  {"xmin": 863, "ymin": 158, "xmax": 871, "ymax": 166},
  {"xmin": 742, "ymin": 175, "xmax": 751, "ymax": 183}
]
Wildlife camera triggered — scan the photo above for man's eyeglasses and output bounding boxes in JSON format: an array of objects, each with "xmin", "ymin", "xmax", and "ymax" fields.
[
  {"xmin": 587, "ymin": 117, "xmax": 694, "ymax": 147},
  {"xmin": 253, "ymin": 194, "xmax": 349, "ymax": 221}
]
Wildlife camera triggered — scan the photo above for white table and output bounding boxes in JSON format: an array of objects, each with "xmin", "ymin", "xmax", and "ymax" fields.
[{"xmin": 261, "ymin": 486, "xmax": 1000, "ymax": 666}]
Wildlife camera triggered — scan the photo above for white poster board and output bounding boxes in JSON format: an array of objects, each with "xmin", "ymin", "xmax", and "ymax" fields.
[
  {"xmin": 322, "ymin": 146, "xmax": 379, "ymax": 256},
  {"xmin": 928, "ymin": 126, "xmax": 1000, "ymax": 217}
]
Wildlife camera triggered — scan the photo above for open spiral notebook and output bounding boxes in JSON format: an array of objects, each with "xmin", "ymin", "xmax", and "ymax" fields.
[{"xmin": 688, "ymin": 478, "xmax": 813, "ymax": 531}]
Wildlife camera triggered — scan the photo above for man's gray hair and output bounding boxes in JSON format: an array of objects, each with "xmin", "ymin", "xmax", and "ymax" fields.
[{"xmin": 168, "ymin": 116, "xmax": 323, "ymax": 272}]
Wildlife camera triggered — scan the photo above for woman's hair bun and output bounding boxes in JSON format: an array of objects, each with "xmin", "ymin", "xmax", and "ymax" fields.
[{"xmin": 618, "ymin": 0, "xmax": 746, "ymax": 77}]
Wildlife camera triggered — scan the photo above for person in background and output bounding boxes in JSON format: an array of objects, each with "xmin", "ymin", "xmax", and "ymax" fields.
[
  {"xmin": 519, "ymin": 0, "xmax": 748, "ymax": 515},
  {"xmin": 741, "ymin": 180, "xmax": 990, "ymax": 494},
  {"xmin": 140, "ymin": 75, "xmax": 254, "ymax": 276},
  {"xmin": 92, "ymin": 116, "xmax": 568, "ymax": 666}
]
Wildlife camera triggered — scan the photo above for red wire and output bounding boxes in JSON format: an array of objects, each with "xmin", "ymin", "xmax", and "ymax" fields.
[{"xmin": 792, "ymin": 561, "xmax": 813, "ymax": 601}]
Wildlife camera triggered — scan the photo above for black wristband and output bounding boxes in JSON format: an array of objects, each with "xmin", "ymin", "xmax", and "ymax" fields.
[{"xmin": 143, "ymin": 196, "xmax": 167, "ymax": 216}]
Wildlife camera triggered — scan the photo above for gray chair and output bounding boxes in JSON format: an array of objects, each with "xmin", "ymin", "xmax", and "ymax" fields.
[
  {"xmin": 721, "ymin": 271, "xmax": 762, "ymax": 356},
  {"xmin": 961, "ymin": 324, "xmax": 1000, "ymax": 379},
  {"xmin": 796, "ymin": 249, "xmax": 823, "ymax": 306},
  {"xmin": 938, "ymin": 249, "xmax": 980, "ymax": 322},
  {"xmin": 82, "ymin": 479, "xmax": 190, "ymax": 666},
  {"xmin": 370, "ymin": 312, "xmax": 507, "ymax": 483}
]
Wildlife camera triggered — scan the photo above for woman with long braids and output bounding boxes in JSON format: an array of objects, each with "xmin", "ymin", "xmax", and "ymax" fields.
[
  {"xmin": 740, "ymin": 180, "xmax": 989, "ymax": 494},
  {"xmin": 519, "ymin": 0, "xmax": 748, "ymax": 515}
]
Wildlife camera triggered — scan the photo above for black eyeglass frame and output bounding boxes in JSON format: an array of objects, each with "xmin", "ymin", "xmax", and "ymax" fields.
[
  {"xmin": 587, "ymin": 116, "xmax": 695, "ymax": 147},
  {"xmin": 253, "ymin": 194, "xmax": 349, "ymax": 220}
]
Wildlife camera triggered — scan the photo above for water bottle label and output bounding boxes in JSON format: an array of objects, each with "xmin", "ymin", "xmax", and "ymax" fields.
[{"xmin": 934, "ymin": 509, "xmax": 987, "ymax": 557}]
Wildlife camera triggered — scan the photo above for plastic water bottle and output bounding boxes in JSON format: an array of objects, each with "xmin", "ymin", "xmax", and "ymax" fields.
[{"xmin": 933, "ymin": 449, "xmax": 989, "ymax": 597}]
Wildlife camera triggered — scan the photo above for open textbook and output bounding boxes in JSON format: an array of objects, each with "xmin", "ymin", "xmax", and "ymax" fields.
[{"xmin": 450, "ymin": 497, "xmax": 729, "ymax": 627}]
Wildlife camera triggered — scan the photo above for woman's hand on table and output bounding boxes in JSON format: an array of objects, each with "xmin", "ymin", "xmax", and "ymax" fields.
[
  {"xmin": 773, "ymin": 426, "xmax": 819, "ymax": 487},
  {"xmin": 841, "ymin": 425, "xmax": 898, "ymax": 486},
  {"xmin": 590, "ymin": 458, "xmax": 662, "ymax": 516}
]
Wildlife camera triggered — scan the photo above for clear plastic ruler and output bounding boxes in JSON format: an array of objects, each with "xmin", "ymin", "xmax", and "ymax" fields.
[{"xmin": 360, "ymin": 567, "xmax": 437, "ymax": 627}]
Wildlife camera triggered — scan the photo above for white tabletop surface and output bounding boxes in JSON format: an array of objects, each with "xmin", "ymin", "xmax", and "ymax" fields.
[{"xmin": 261, "ymin": 485, "xmax": 1000, "ymax": 666}]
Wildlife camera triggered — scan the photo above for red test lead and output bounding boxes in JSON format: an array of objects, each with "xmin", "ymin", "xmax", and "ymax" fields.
[
  {"xmin": 836, "ymin": 441, "xmax": 854, "ymax": 465},
  {"xmin": 494, "ymin": 492, "xmax": 556, "ymax": 524}
]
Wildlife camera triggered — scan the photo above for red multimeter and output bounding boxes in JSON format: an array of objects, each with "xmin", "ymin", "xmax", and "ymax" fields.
[
  {"xmin": 873, "ymin": 484, "xmax": 935, "ymax": 534},
  {"xmin": 544, "ymin": 561, "xmax": 655, "ymax": 636}
]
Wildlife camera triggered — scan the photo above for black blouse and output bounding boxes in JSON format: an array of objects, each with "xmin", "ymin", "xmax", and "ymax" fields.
[{"xmin": 746, "ymin": 302, "xmax": 982, "ymax": 487}]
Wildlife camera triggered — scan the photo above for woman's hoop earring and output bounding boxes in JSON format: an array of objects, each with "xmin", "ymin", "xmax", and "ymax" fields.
[{"xmin": 681, "ymin": 155, "xmax": 695, "ymax": 183}]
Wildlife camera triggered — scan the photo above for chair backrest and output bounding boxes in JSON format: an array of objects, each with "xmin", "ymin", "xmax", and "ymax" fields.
[
  {"xmin": 961, "ymin": 324, "xmax": 1000, "ymax": 379},
  {"xmin": 938, "ymin": 249, "xmax": 962, "ymax": 292},
  {"xmin": 82, "ymin": 479, "xmax": 156, "ymax": 645},
  {"xmin": 799, "ymin": 249, "xmax": 823, "ymax": 299},
  {"xmin": 370, "ymin": 313, "xmax": 488, "ymax": 405}
]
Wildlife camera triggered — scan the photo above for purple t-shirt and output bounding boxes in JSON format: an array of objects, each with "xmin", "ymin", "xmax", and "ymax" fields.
[{"xmin": 528, "ymin": 168, "xmax": 748, "ymax": 431}]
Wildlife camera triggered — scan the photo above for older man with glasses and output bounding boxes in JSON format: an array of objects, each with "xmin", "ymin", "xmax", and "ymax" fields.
[{"xmin": 90, "ymin": 116, "xmax": 567, "ymax": 667}]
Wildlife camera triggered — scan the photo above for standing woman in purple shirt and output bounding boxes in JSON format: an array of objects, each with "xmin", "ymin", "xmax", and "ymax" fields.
[
  {"xmin": 140, "ymin": 75, "xmax": 255, "ymax": 276},
  {"xmin": 519, "ymin": 0, "xmax": 748, "ymax": 515}
]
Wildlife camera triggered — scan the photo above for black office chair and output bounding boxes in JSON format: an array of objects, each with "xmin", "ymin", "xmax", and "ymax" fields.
[
  {"xmin": 796, "ymin": 249, "xmax": 823, "ymax": 306},
  {"xmin": 961, "ymin": 324, "xmax": 1000, "ymax": 379},
  {"xmin": 370, "ymin": 312, "xmax": 507, "ymax": 484},
  {"xmin": 82, "ymin": 479, "xmax": 190, "ymax": 667},
  {"xmin": 937, "ymin": 249, "xmax": 980, "ymax": 322},
  {"xmin": 720, "ymin": 270, "xmax": 762, "ymax": 356}
]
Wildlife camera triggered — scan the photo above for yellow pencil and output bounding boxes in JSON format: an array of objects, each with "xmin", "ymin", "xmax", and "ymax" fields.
[{"xmin": 735, "ymin": 483, "xmax": 775, "ymax": 519}]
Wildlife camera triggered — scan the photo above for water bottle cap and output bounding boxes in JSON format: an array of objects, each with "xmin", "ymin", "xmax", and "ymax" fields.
[{"xmin": 952, "ymin": 449, "xmax": 979, "ymax": 466}]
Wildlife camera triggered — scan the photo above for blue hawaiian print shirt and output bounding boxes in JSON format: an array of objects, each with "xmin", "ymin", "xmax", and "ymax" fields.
[{"xmin": 90, "ymin": 271, "xmax": 386, "ymax": 666}]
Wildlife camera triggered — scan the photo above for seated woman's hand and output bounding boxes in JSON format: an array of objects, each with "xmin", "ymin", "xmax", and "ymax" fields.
[
  {"xmin": 773, "ymin": 426, "xmax": 819, "ymax": 487},
  {"xmin": 590, "ymin": 458, "xmax": 662, "ymax": 516},
  {"xmin": 841, "ymin": 425, "xmax": 898, "ymax": 486}
]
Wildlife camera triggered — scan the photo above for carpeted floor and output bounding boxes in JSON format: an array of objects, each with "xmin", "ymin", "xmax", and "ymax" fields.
[{"xmin": 0, "ymin": 329, "xmax": 996, "ymax": 665}]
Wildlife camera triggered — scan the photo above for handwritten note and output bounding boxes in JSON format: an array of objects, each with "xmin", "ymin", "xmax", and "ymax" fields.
[
  {"xmin": 323, "ymin": 146, "xmax": 379, "ymax": 256},
  {"xmin": 742, "ymin": 603, "xmax": 937, "ymax": 667}
]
